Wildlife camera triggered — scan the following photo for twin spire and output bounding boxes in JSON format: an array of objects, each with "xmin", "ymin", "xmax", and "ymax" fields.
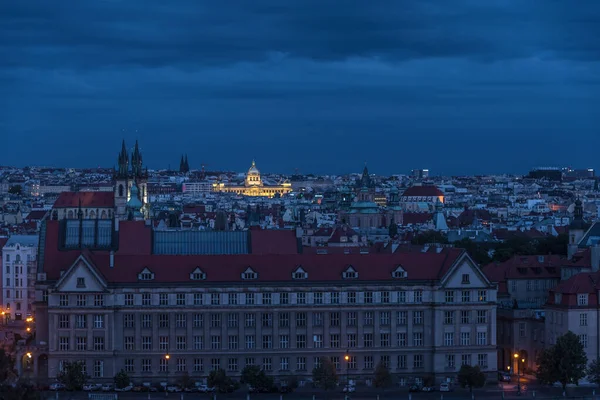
[
  {"xmin": 180, "ymin": 154, "xmax": 190, "ymax": 173},
  {"xmin": 116, "ymin": 139, "xmax": 145, "ymax": 179}
]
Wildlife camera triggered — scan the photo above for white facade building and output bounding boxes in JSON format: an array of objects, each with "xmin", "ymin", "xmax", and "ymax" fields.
[{"xmin": 2, "ymin": 235, "xmax": 39, "ymax": 321}]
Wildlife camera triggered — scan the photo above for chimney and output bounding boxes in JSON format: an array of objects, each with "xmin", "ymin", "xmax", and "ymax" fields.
[
  {"xmin": 110, "ymin": 251, "xmax": 115, "ymax": 268},
  {"xmin": 592, "ymin": 245, "xmax": 600, "ymax": 272}
]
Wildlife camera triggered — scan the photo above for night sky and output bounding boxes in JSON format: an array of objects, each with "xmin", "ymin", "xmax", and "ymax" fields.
[{"xmin": 1, "ymin": 1, "xmax": 599, "ymax": 175}]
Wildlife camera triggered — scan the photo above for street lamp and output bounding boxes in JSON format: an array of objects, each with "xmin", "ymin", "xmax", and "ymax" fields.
[
  {"xmin": 514, "ymin": 353, "xmax": 522, "ymax": 395},
  {"xmin": 164, "ymin": 354, "xmax": 170, "ymax": 397},
  {"xmin": 344, "ymin": 350, "xmax": 350, "ymax": 386}
]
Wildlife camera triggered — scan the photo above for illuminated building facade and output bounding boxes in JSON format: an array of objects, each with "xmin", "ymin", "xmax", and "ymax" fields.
[{"xmin": 212, "ymin": 160, "xmax": 292, "ymax": 198}]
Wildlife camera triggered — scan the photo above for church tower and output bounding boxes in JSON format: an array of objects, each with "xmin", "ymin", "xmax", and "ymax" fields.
[
  {"xmin": 114, "ymin": 140, "xmax": 149, "ymax": 221},
  {"xmin": 114, "ymin": 140, "xmax": 129, "ymax": 220},
  {"xmin": 568, "ymin": 198, "xmax": 586, "ymax": 259}
]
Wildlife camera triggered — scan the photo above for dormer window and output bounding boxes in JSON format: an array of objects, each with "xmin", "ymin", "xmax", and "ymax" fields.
[
  {"xmin": 342, "ymin": 266, "xmax": 358, "ymax": 279},
  {"xmin": 242, "ymin": 267, "xmax": 258, "ymax": 280},
  {"xmin": 190, "ymin": 267, "xmax": 206, "ymax": 281},
  {"xmin": 292, "ymin": 266, "xmax": 308, "ymax": 280},
  {"xmin": 76, "ymin": 277, "xmax": 86, "ymax": 288},
  {"xmin": 392, "ymin": 265, "xmax": 407, "ymax": 279},
  {"xmin": 138, "ymin": 267, "xmax": 155, "ymax": 281}
]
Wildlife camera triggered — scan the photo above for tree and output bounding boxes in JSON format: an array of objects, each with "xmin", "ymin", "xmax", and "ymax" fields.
[
  {"xmin": 457, "ymin": 365, "xmax": 486, "ymax": 393},
  {"xmin": 56, "ymin": 361, "xmax": 87, "ymax": 391},
  {"xmin": 388, "ymin": 219, "xmax": 398, "ymax": 238},
  {"xmin": 8, "ymin": 185, "xmax": 21, "ymax": 195},
  {"xmin": 178, "ymin": 372, "xmax": 193, "ymax": 390},
  {"xmin": 312, "ymin": 358, "xmax": 338, "ymax": 391},
  {"xmin": 240, "ymin": 365, "xmax": 273, "ymax": 391},
  {"xmin": 114, "ymin": 369, "xmax": 130, "ymax": 389},
  {"xmin": 0, "ymin": 382, "xmax": 38, "ymax": 400},
  {"xmin": 587, "ymin": 359, "xmax": 600, "ymax": 385},
  {"xmin": 411, "ymin": 230, "xmax": 448, "ymax": 245},
  {"xmin": 207, "ymin": 368, "xmax": 235, "ymax": 393},
  {"xmin": 536, "ymin": 331, "xmax": 588, "ymax": 390},
  {"xmin": 0, "ymin": 349, "xmax": 16, "ymax": 384},
  {"xmin": 373, "ymin": 361, "xmax": 392, "ymax": 389}
]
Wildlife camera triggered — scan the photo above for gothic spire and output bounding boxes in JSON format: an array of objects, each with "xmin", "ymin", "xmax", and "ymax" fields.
[{"xmin": 117, "ymin": 140, "xmax": 129, "ymax": 178}]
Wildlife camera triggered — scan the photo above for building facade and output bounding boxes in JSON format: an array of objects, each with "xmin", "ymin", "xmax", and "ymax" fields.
[
  {"xmin": 1, "ymin": 235, "xmax": 39, "ymax": 321},
  {"xmin": 33, "ymin": 227, "xmax": 498, "ymax": 386},
  {"xmin": 212, "ymin": 161, "xmax": 292, "ymax": 198}
]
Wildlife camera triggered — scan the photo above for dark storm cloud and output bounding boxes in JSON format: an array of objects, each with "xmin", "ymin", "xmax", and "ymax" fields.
[
  {"xmin": 1, "ymin": 1, "xmax": 600, "ymax": 174},
  {"xmin": 2, "ymin": 0, "xmax": 600, "ymax": 69}
]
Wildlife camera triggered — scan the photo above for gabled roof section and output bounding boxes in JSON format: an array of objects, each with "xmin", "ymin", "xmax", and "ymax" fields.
[
  {"xmin": 241, "ymin": 266, "xmax": 258, "ymax": 280},
  {"xmin": 439, "ymin": 252, "xmax": 492, "ymax": 287},
  {"xmin": 342, "ymin": 265, "xmax": 358, "ymax": 279},
  {"xmin": 292, "ymin": 265, "xmax": 308, "ymax": 280},
  {"xmin": 392, "ymin": 265, "xmax": 407, "ymax": 279},
  {"xmin": 190, "ymin": 267, "xmax": 206, "ymax": 281},
  {"xmin": 54, "ymin": 254, "xmax": 108, "ymax": 292},
  {"xmin": 138, "ymin": 267, "xmax": 155, "ymax": 281}
]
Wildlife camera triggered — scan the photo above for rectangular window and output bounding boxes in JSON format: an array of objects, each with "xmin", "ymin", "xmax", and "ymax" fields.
[
  {"xmin": 194, "ymin": 293, "xmax": 203, "ymax": 305},
  {"xmin": 262, "ymin": 335, "xmax": 272, "ymax": 349},
  {"xmin": 331, "ymin": 292, "xmax": 340, "ymax": 304},
  {"xmin": 245, "ymin": 293, "xmax": 255, "ymax": 305},
  {"xmin": 347, "ymin": 334, "xmax": 357, "ymax": 348},
  {"xmin": 94, "ymin": 295, "xmax": 104, "ymax": 307},
  {"xmin": 397, "ymin": 333, "xmax": 407, "ymax": 347},
  {"xmin": 124, "ymin": 336, "xmax": 134, "ymax": 351},
  {"xmin": 347, "ymin": 312, "xmax": 357, "ymax": 326},
  {"xmin": 313, "ymin": 335, "xmax": 323, "ymax": 348},
  {"xmin": 364, "ymin": 356, "xmax": 374, "ymax": 370},
  {"xmin": 460, "ymin": 332, "xmax": 470, "ymax": 346},
  {"xmin": 413, "ymin": 290, "xmax": 423, "ymax": 303},
  {"xmin": 413, "ymin": 354, "xmax": 423, "ymax": 368},
  {"xmin": 93, "ymin": 360, "xmax": 104, "ymax": 378},
  {"xmin": 176, "ymin": 336, "xmax": 186, "ymax": 350},
  {"xmin": 330, "ymin": 334, "xmax": 340, "ymax": 348},
  {"xmin": 331, "ymin": 356, "xmax": 340, "ymax": 370},
  {"xmin": 477, "ymin": 332, "xmax": 487, "ymax": 346},
  {"xmin": 262, "ymin": 293, "xmax": 272, "ymax": 305},
  {"xmin": 176, "ymin": 313, "xmax": 186, "ymax": 328},
  {"xmin": 228, "ymin": 293, "xmax": 238, "ymax": 305},
  {"xmin": 193, "ymin": 314, "xmax": 203, "ymax": 328},
  {"xmin": 444, "ymin": 332, "xmax": 454, "ymax": 346},
  {"xmin": 59, "ymin": 336, "xmax": 69, "ymax": 351},
  {"xmin": 262, "ymin": 358, "xmax": 272, "ymax": 372},
  {"xmin": 94, "ymin": 315, "xmax": 104, "ymax": 329},
  {"xmin": 579, "ymin": 294, "xmax": 589, "ymax": 306},
  {"xmin": 124, "ymin": 294, "xmax": 134, "ymax": 306},
  {"xmin": 347, "ymin": 292, "xmax": 356, "ymax": 304},
  {"xmin": 279, "ymin": 335, "xmax": 289, "ymax": 349},
  {"xmin": 295, "ymin": 312, "xmax": 306, "ymax": 327},
  {"xmin": 228, "ymin": 336, "xmax": 238, "ymax": 350},
  {"xmin": 76, "ymin": 295, "xmax": 86, "ymax": 307},
  {"xmin": 142, "ymin": 359, "xmax": 152, "ymax": 373},
  {"xmin": 462, "ymin": 290, "xmax": 471, "ymax": 302},
  {"xmin": 413, "ymin": 311, "xmax": 423, "ymax": 325},
  {"xmin": 142, "ymin": 293, "xmax": 151, "ymax": 306},
  {"xmin": 280, "ymin": 292, "xmax": 289, "ymax": 305},
  {"xmin": 279, "ymin": 312, "xmax": 289, "ymax": 328},
  {"xmin": 397, "ymin": 290, "xmax": 406, "ymax": 303},
  {"xmin": 93, "ymin": 336, "xmax": 105, "ymax": 351},
  {"xmin": 398, "ymin": 355, "xmax": 407, "ymax": 369},
  {"xmin": 296, "ymin": 357, "xmax": 306, "ymax": 371},
  {"xmin": 363, "ymin": 333, "xmax": 373, "ymax": 348},
  {"xmin": 313, "ymin": 292, "xmax": 324, "ymax": 304},
  {"xmin": 364, "ymin": 311, "xmax": 374, "ymax": 325},
  {"xmin": 123, "ymin": 314, "xmax": 135, "ymax": 328},
  {"xmin": 59, "ymin": 315, "xmax": 70, "ymax": 329},
  {"xmin": 193, "ymin": 359, "xmax": 203, "ymax": 373},
  {"xmin": 477, "ymin": 310, "xmax": 488, "ymax": 324},
  {"xmin": 381, "ymin": 291, "xmax": 390, "ymax": 303},
  {"xmin": 177, "ymin": 358, "xmax": 187, "ymax": 373},
  {"xmin": 296, "ymin": 292, "xmax": 306, "ymax": 304},
  {"xmin": 245, "ymin": 313, "xmax": 256, "ymax": 328},
  {"xmin": 211, "ymin": 336, "xmax": 221, "ymax": 350},
  {"xmin": 330, "ymin": 312, "xmax": 340, "ymax": 327},
  {"xmin": 296, "ymin": 334, "xmax": 306, "ymax": 349},
  {"xmin": 519, "ymin": 322, "xmax": 526, "ymax": 338},
  {"xmin": 262, "ymin": 313, "xmax": 273, "ymax": 327},
  {"xmin": 76, "ymin": 336, "xmax": 87, "ymax": 351},
  {"xmin": 413, "ymin": 332, "xmax": 423, "ymax": 347},
  {"xmin": 380, "ymin": 311, "xmax": 391, "ymax": 325},
  {"xmin": 380, "ymin": 333, "xmax": 390, "ymax": 347},
  {"xmin": 59, "ymin": 295, "xmax": 69, "ymax": 307},
  {"xmin": 579, "ymin": 334, "xmax": 588, "ymax": 348},
  {"xmin": 445, "ymin": 290, "xmax": 454, "ymax": 303},
  {"xmin": 211, "ymin": 359, "xmax": 220, "ymax": 371},
  {"xmin": 461, "ymin": 310, "xmax": 470, "ymax": 324},
  {"xmin": 228, "ymin": 358, "xmax": 238, "ymax": 372},
  {"xmin": 194, "ymin": 336, "xmax": 203, "ymax": 350},
  {"xmin": 159, "ymin": 314, "xmax": 169, "ymax": 328},
  {"xmin": 444, "ymin": 311, "xmax": 454, "ymax": 325},
  {"xmin": 125, "ymin": 359, "xmax": 134, "ymax": 373},
  {"xmin": 211, "ymin": 293, "xmax": 220, "ymax": 305},
  {"xmin": 313, "ymin": 312, "xmax": 324, "ymax": 327},
  {"xmin": 397, "ymin": 311, "xmax": 407, "ymax": 325},
  {"xmin": 462, "ymin": 274, "xmax": 470, "ymax": 284},
  {"xmin": 211, "ymin": 313, "xmax": 221, "ymax": 328},
  {"xmin": 159, "ymin": 336, "xmax": 169, "ymax": 351},
  {"xmin": 141, "ymin": 314, "xmax": 152, "ymax": 328},
  {"xmin": 478, "ymin": 290, "xmax": 487, "ymax": 302},
  {"xmin": 245, "ymin": 335, "xmax": 255, "ymax": 349},
  {"xmin": 580, "ymin": 313, "xmax": 588, "ymax": 326},
  {"xmin": 176, "ymin": 293, "xmax": 186, "ymax": 306},
  {"xmin": 228, "ymin": 313, "xmax": 238, "ymax": 328},
  {"xmin": 142, "ymin": 336, "xmax": 152, "ymax": 351},
  {"xmin": 364, "ymin": 291, "xmax": 373, "ymax": 304},
  {"xmin": 159, "ymin": 358, "xmax": 168, "ymax": 373},
  {"xmin": 477, "ymin": 354, "xmax": 488, "ymax": 368},
  {"xmin": 160, "ymin": 293, "xmax": 169, "ymax": 306},
  {"xmin": 446, "ymin": 354, "xmax": 455, "ymax": 368}
]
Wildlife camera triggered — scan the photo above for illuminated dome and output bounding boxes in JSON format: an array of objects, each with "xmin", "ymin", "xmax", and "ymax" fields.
[
  {"xmin": 248, "ymin": 160, "xmax": 260, "ymax": 175},
  {"xmin": 245, "ymin": 160, "xmax": 262, "ymax": 187}
]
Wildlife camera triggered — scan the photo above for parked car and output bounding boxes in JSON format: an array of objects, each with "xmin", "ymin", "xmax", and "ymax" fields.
[
  {"xmin": 167, "ymin": 385, "xmax": 182, "ymax": 393},
  {"xmin": 49, "ymin": 383, "xmax": 65, "ymax": 391},
  {"xmin": 102, "ymin": 384, "xmax": 114, "ymax": 392},
  {"xmin": 440, "ymin": 383, "xmax": 452, "ymax": 392},
  {"xmin": 498, "ymin": 373, "xmax": 512, "ymax": 382},
  {"xmin": 422, "ymin": 386, "xmax": 436, "ymax": 392},
  {"xmin": 115, "ymin": 384, "xmax": 134, "ymax": 392},
  {"xmin": 409, "ymin": 385, "xmax": 422, "ymax": 392}
]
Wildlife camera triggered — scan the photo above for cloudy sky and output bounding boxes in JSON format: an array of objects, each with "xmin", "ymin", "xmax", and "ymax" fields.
[{"xmin": 1, "ymin": 1, "xmax": 599, "ymax": 175}]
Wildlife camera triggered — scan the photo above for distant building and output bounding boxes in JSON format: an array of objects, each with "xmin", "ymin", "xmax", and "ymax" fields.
[
  {"xmin": 212, "ymin": 160, "xmax": 292, "ymax": 198},
  {"xmin": 399, "ymin": 185, "xmax": 445, "ymax": 212},
  {"xmin": 51, "ymin": 192, "xmax": 115, "ymax": 220},
  {"xmin": 563, "ymin": 168, "xmax": 595, "ymax": 179},
  {"xmin": 411, "ymin": 169, "xmax": 430, "ymax": 180},
  {"xmin": 1, "ymin": 235, "xmax": 38, "ymax": 321},
  {"xmin": 114, "ymin": 140, "xmax": 149, "ymax": 220},
  {"xmin": 527, "ymin": 168, "xmax": 562, "ymax": 181}
]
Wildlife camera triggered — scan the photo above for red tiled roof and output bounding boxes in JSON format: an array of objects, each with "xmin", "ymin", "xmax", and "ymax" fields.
[
  {"xmin": 25, "ymin": 210, "xmax": 48, "ymax": 220},
  {"xmin": 49, "ymin": 248, "xmax": 464, "ymax": 284},
  {"xmin": 402, "ymin": 186, "xmax": 444, "ymax": 197},
  {"xmin": 483, "ymin": 254, "xmax": 564, "ymax": 282},
  {"xmin": 250, "ymin": 229, "xmax": 299, "ymax": 255},
  {"xmin": 53, "ymin": 192, "xmax": 114, "ymax": 208},
  {"xmin": 402, "ymin": 212, "xmax": 433, "ymax": 225}
]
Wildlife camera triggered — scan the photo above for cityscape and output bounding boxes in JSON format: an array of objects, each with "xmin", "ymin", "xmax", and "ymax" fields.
[{"xmin": 2, "ymin": 0, "xmax": 600, "ymax": 399}]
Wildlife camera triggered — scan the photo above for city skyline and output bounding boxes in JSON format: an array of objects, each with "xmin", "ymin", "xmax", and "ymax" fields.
[{"xmin": 2, "ymin": 1, "xmax": 600, "ymax": 174}]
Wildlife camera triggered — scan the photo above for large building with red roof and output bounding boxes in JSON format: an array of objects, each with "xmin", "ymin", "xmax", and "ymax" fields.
[
  {"xmin": 27, "ymin": 220, "xmax": 498, "ymax": 386},
  {"xmin": 399, "ymin": 185, "xmax": 445, "ymax": 212}
]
